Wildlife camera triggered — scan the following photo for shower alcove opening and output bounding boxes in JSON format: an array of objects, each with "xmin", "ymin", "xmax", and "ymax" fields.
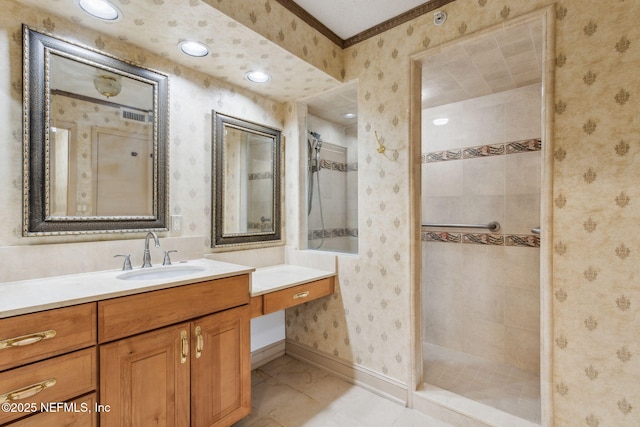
[
  {"xmin": 412, "ymin": 8, "xmax": 554, "ymax": 427},
  {"xmin": 302, "ymin": 82, "xmax": 359, "ymax": 255}
]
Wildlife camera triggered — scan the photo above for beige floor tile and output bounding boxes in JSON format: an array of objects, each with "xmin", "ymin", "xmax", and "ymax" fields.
[
  {"xmin": 234, "ymin": 355, "xmax": 456, "ymax": 427},
  {"xmin": 391, "ymin": 408, "xmax": 456, "ymax": 427}
]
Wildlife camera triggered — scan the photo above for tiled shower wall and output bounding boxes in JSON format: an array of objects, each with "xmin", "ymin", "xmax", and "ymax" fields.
[
  {"xmin": 307, "ymin": 115, "xmax": 358, "ymax": 253},
  {"xmin": 421, "ymin": 84, "xmax": 541, "ymax": 372}
]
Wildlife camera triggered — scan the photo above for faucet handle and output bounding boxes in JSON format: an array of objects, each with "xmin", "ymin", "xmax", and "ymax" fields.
[
  {"xmin": 163, "ymin": 250, "xmax": 178, "ymax": 266},
  {"xmin": 114, "ymin": 254, "xmax": 132, "ymax": 271}
]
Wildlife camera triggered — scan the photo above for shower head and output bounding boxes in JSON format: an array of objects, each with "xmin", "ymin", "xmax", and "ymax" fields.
[{"xmin": 309, "ymin": 131, "xmax": 322, "ymax": 151}]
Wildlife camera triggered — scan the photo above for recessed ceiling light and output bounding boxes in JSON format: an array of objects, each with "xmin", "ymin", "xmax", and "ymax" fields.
[
  {"xmin": 178, "ymin": 41, "xmax": 210, "ymax": 57},
  {"xmin": 433, "ymin": 117, "xmax": 449, "ymax": 126},
  {"xmin": 245, "ymin": 70, "xmax": 271, "ymax": 83},
  {"xmin": 77, "ymin": 0, "xmax": 122, "ymax": 21},
  {"xmin": 342, "ymin": 113, "xmax": 357, "ymax": 119}
]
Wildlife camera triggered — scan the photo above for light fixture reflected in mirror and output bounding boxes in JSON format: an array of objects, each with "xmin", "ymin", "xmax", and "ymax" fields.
[{"xmin": 93, "ymin": 74, "xmax": 122, "ymax": 98}]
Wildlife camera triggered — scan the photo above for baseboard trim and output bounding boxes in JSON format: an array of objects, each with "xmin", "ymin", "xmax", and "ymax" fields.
[
  {"xmin": 285, "ymin": 340, "xmax": 408, "ymax": 406},
  {"xmin": 252, "ymin": 340, "xmax": 286, "ymax": 370}
]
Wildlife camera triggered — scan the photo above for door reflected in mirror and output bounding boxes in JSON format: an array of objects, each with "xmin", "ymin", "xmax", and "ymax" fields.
[{"xmin": 212, "ymin": 112, "xmax": 281, "ymax": 248}]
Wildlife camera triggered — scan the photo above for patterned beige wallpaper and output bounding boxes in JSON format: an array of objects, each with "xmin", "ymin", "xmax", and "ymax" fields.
[
  {"xmin": 202, "ymin": 0, "xmax": 342, "ymax": 81},
  {"xmin": 282, "ymin": 0, "xmax": 639, "ymax": 425},
  {"xmin": 1, "ymin": 0, "xmax": 639, "ymax": 425}
]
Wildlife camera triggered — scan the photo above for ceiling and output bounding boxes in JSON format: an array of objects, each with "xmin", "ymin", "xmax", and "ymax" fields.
[
  {"xmin": 420, "ymin": 18, "xmax": 542, "ymax": 109},
  {"xmin": 303, "ymin": 12, "xmax": 543, "ymax": 125},
  {"xmin": 50, "ymin": 54, "xmax": 153, "ymax": 111},
  {"xmin": 17, "ymin": 0, "xmax": 542, "ymax": 127},
  {"xmin": 304, "ymin": 82, "xmax": 359, "ymax": 127},
  {"xmin": 16, "ymin": 0, "xmax": 342, "ymax": 103},
  {"xmin": 290, "ymin": 0, "xmax": 432, "ymax": 40}
]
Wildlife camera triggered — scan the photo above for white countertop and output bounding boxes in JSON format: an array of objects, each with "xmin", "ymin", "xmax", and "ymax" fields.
[
  {"xmin": 0, "ymin": 258, "xmax": 254, "ymax": 319},
  {"xmin": 250, "ymin": 264, "xmax": 335, "ymax": 297}
]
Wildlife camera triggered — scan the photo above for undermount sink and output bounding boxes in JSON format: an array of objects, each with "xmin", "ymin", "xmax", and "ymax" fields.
[{"xmin": 116, "ymin": 265, "xmax": 207, "ymax": 281}]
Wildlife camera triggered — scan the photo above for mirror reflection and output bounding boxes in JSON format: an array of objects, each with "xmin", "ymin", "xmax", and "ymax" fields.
[
  {"xmin": 222, "ymin": 126, "xmax": 274, "ymax": 234},
  {"xmin": 23, "ymin": 26, "xmax": 169, "ymax": 235},
  {"xmin": 49, "ymin": 53, "xmax": 154, "ymax": 217},
  {"xmin": 212, "ymin": 112, "xmax": 281, "ymax": 248}
]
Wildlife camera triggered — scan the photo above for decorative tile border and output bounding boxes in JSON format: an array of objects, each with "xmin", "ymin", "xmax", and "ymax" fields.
[
  {"xmin": 423, "ymin": 150, "xmax": 462, "ymax": 163},
  {"xmin": 421, "ymin": 227, "xmax": 540, "ymax": 248},
  {"xmin": 248, "ymin": 171, "xmax": 273, "ymax": 180},
  {"xmin": 319, "ymin": 159, "xmax": 358, "ymax": 172},
  {"xmin": 463, "ymin": 233, "xmax": 505, "ymax": 245},
  {"xmin": 505, "ymin": 234, "xmax": 541, "ymax": 247},
  {"xmin": 463, "ymin": 144, "xmax": 505, "ymax": 158},
  {"xmin": 422, "ymin": 231, "xmax": 462, "ymax": 243},
  {"xmin": 247, "ymin": 221, "xmax": 272, "ymax": 230},
  {"xmin": 506, "ymin": 138, "xmax": 542, "ymax": 154},
  {"xmin": 309, "ymin": 227, "xmax": 358, "ymax": 240},
  {"xmin": 423, "ymin": 138, "xmax": 541, "ymax": 164}
]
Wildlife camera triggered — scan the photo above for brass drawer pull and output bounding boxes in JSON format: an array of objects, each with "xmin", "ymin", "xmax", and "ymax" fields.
[
  {"xmin": 0, "ymin": 378, "xmax": 57, "ymax": 404},
  {"xmin": 293, "ymin": 291, "xmax": 310, "ymax": 299},
  {"xmin": 195, "ymin": 326, "xmax": 203, "ymax": 359},
  {"xmin": 0, "ymin": 330, "xmax": 57, "ymax": 350},
  {"xmin": 180, "ymin": 331, "xmax": 188, "ymax": 364}
]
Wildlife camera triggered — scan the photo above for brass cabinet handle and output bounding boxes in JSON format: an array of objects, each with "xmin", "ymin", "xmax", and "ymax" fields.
[
  {"xmin": 293, "ymin": 291, "xmax": 310, "ymax": 299},
  {"xmin": 180, "ymin": 331, "xmax": 188, "ymax": 364},
  {"xmin": 0, "ymin": 378, "xmax": 57, "ymax": 404},
  {"xmin": 0, "ymin": 330, "xmax": 57, "ymax": 350},
  {"xmin": 195, "ymin": 326, "xmax": 203, "ymax": 359}
]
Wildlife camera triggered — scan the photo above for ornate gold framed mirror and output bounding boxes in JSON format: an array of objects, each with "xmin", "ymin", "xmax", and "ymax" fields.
[
  {"xmin": 23, "ymin": 26, "xmax": 169, "ymax": 235},
  {"xmin": 212, "ymin": 112, "xmax": 282, "ymax": 248}
]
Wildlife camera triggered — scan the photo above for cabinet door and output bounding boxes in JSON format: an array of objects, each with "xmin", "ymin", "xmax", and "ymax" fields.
[
  {"xmin": 191, "ymin": 305, "xmax": 250, "ymax": 427},
  {"xmin": 100, "ymin": 323, "xmax": 190, "ymax": 427}
]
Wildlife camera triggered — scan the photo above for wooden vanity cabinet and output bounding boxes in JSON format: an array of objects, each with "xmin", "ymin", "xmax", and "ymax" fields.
[
  {"xmin": 190, "ymin": 305, "xmax": 250, "ymax": 427},
  {"xmin": 250, "ymin": 276, "xmax": 335, "ymax": 318},
  {"xmin": 98, "ymin": 274, "xmax": 251, "ymax": 427},
  {"xmin": 0, "ymin": 303, "xmax": 97, "ymax": 426},
  {"xmin": 100, "ymin": 322, "xmax": 191, "ymax": 426}
]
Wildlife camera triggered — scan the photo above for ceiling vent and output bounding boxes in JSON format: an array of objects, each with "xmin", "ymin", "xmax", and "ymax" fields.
[{"xmin": 121, "ymin": 109, "xmax": 148, "ymax": 123}]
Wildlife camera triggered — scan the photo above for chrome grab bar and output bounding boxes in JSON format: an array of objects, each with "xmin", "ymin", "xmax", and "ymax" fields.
[
  {"xmin": 531, "ymin": 227, "xmax": 541, "ymax": 234},
  {"xmin": 422, "ymin": 222, "xmax": 501, "ymax": 232}
]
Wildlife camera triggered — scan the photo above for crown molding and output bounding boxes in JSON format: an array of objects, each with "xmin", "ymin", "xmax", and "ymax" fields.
[
  {"xmin": 344, "ymin": 0, "xmax": 457, "ymax": 47},
  {"xmin": 274, "ymin": 0, "xmax": 457, "ymax": 49},
  {"xmin": 273, "ymin": 0, "xmax": 344, "ymax": 47}
]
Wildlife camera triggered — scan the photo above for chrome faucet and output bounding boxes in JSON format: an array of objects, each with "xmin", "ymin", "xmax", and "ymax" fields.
[{"xmin": 142, "ymin": 231, "xmax": 160, "ymax": 268}]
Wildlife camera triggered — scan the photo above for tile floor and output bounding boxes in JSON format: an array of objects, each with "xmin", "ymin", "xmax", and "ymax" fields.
[
  {"xmin": 423, "ymin": 343, "xmax": 541, "ymax": 424},
  {"xmin": 233, "ymin": 355, "xmax": 455, "ymax": 427}
]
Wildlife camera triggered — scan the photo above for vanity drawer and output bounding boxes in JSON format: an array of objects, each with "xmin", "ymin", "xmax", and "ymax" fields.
[
  {"xmin": 98, "ymin": 274, "xmax": 250, "ymax": 343},
  {"xmin": 0, "ymin": 348, "xmax": 97, "ymax": 425},
  {"xmin": 0, "ymin": 303, "xmax": 97, "ymax": 372},
  {"xmin": 6, "ymin": 392, "xmax": 98, "ymax": 426},
  {"xmin": 262, "ymin": 277, "xmax": 335, "ymax": 315}
]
